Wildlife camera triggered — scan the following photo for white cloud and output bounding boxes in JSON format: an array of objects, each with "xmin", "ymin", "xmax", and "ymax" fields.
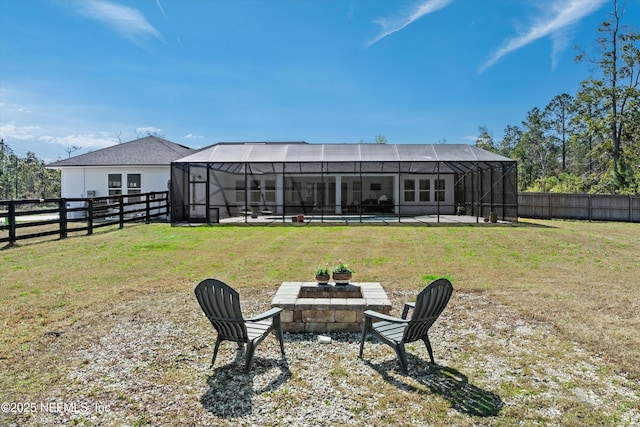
[
  {"xmin": 155, "ymin": 0, "xmax": 168, "ymax": 21},
  {"xmin": 184, "ymin": 133, "xmax": 203, "ymax": 139},
  {"xmin": 0, "ymin": 123, "xmax": 41, "ymax": 141},
  {"xmin": 479, "ymin": 0, "xmax": 608, "ymax": 72},
  {"xmin": 135, "ymin": 127, "xmax": 164, "ymax": 137},
  {"xmin": 550, "ymin": 29, "xmax": 572, "ymax": 69},
  {"xmin": 43, "ymin": 133, "xmax": 116, "ymax": 149},
  {"xmin": 75, "ymin": 0, "xmax": 163, "ymax": 43},
  {"xmin": 1, "ymin": 123, "xmax": 115, "ymax": 149},
  {"xmin": 366, "ymin": 0, "xmax": 453, "ymax": 47}
]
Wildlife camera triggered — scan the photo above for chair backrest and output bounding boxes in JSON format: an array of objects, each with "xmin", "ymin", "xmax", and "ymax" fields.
[
  {"xmin": 194, "ymin": 279, "xmax": 248, "ymax": 342},
  {"xmin": 405, "ymin": 278, "xmax": 453, "ymax": 342}
]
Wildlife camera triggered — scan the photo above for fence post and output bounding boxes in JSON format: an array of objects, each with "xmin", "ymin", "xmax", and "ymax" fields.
[
  {"xmin": 8, "ymin": 201, "xmax": 16, "ymax": 246},
  {"xmin": 87, "ymin": 199, "xmax": 94, "ymax": 235},
  {"xmin": 119, "ymin": 195, "xmax": 124, "ymax": 229},
  {"xmin": 59, "ymin": 199, "xmax": 68, "ymax": 239},
  {"xmin": 146, "ymin": 193, "xmax": 151, "ymax": 224}
]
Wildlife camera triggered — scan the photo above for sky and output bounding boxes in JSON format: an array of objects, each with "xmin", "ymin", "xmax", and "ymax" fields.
[{"xmin": 1, "ymin": 0, "xmax": 637, "ymax": 162}]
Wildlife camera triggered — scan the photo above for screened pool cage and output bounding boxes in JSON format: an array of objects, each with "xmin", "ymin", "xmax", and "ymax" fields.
[{"xmin": 170, "ymin": 143, "xmax": 518, "ymax": 224}]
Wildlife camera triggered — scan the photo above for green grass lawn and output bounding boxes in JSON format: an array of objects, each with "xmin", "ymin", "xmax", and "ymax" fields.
[{"xmin": 1, "ymin": 220, "xmax": 639, "ymax": 426}]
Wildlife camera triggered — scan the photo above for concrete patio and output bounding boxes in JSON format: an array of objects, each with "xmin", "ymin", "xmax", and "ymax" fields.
[{"xmin": 218, "ymin": 214, "xmax": 511, "ymax": 225}]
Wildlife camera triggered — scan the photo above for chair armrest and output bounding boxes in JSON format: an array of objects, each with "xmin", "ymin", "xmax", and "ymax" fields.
[
  {"xmin": 401, "ymin": 302, "xmax": 415, "ymax": 319},
  {"xmin": 364, "ymin": 310, "xmax": 408, "ymax": 324},
  {"xmin": 245, "ymin": 307, "xmax": 282, "ymax": 322}
]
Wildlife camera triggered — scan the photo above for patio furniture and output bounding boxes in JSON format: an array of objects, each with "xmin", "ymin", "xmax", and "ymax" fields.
[
  {"xmin": 194, "ymin": 278, "xmax": 285, "ymax": 373},
  {"xmin": 361, "ymin": 198, "xmax": 394, "ymax": 213},
  {"xmin": 359, "ymin": 278, "xmax": 453, "ymax": 374}
]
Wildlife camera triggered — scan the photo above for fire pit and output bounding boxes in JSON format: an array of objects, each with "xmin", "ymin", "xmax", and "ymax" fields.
[{"xmin": 271, "ymin": 282, "xmax": 392, "ymax": 333}]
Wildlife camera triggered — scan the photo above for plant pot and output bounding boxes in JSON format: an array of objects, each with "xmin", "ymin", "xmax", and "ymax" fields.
[
  {"xmin": 315, "ymin": 275, "xmax": 330, "ymax": 285},
  {"xmin": 296, "ymin": 214, "xmax": 305, "ymax": 222},
  {"xmin": 489, "ymin": 212, "xmax": 498, "ymax": 223},
  {"xmin": 332, "ymin": 272, "xmax": 352, "ymax": 285}
]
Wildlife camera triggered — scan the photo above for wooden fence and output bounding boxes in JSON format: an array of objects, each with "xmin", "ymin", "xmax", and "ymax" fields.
[
  {"xmin": 0, "ymin": 192, "xmax": 169, "ymax": 247},
  {"xmin": 518, "ymin": 192, "xmax": 640, "ymax": 222}
]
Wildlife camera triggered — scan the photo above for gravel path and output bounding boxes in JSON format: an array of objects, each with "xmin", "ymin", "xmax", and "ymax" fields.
[{"xmin": 7, "ymin": 290, "xmax": 639, "ymax": 426}]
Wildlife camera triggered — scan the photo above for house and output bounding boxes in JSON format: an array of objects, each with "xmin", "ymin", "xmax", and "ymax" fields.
[
  {"xmin": 169, "ymin": 142, "xmax": 518, "ymax": 223},
  {"xmin": 47, "ymin": 136, "xmax": 196, "ymax": 199}
]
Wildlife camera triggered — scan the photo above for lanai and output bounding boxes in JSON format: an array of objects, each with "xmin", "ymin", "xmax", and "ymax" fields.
[{"xmin": 170, "ymin": 142, "xmax": 517, "ymax": 223}]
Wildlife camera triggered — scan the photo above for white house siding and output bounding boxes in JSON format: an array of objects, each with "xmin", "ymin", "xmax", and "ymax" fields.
[{"xmin": 59, "ymin": 166, "xmax": 170, "ymax": 198}]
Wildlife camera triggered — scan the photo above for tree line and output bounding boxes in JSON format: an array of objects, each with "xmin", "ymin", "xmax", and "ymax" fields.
[
  {"xmin": 0, "ymin": 139, "xmax": 61, "ymax": 201},
  {"xmin": 476, "ymin": 0, "xmax": 639, "ymax": 195}
]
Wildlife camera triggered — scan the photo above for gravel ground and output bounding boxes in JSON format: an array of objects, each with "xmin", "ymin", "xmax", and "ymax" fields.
[{"xmin": 6, "ymin": 290, "xmax": 640, "ymax": 426}]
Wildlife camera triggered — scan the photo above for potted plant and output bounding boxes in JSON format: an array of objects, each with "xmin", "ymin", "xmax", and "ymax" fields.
[
  {"xmin": 315, "ymin": 265, "xmax": 330, "ymax": 285},
  {"xmin": 332, "ymin": 259, "xmax": 354, "ymax": 285}
]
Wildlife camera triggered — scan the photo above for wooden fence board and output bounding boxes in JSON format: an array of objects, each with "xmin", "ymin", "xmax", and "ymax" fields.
[{"xmin": 518, "ymin": 193, "xmax": 639, "ymax": 222}]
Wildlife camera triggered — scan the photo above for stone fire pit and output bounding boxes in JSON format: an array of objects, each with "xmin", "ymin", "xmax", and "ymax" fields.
[{"xmin": 271, "ymin": 282, "xmax": 392, "ymax": 333}]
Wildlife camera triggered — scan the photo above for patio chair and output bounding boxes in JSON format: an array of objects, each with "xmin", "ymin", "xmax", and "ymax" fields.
[
  {"xmin": 359, "ymin": 278, "xmax": 453, "ymax": 374},
  {"xmin": 194, "ymin": 278, "xmax": 285, "ymax": 373}
]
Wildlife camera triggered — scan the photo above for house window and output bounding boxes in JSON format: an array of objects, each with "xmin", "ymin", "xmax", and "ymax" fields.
[
  {"xmin": 264, "ymin": 180, "xmax": 276, "ymax": 203},
  {"xmin": 127, "ymin": 174, "xmax": 142, "ymax": 202},
  {"xmin": 419, "ymin": 179, "xmax": 430, "ymax": 202},
  {"xmin": 435, "ymin": 179, "xmax": 446, "ymax": 202},
  {"xmin": 353, "ymin": 181, "xmax": 361, "ymax": 203},
  {"xmin": 250, "ymin": 180, "xmax": 261, "ymax": 203},
  {"xmin": 403, "ymin": 179, "xmax": 415, "ymax": 202},
  {"xmin": 127, "ymin": 174, "xmax": 141, "ymax": 194},
  {"xmin": 235, "ymin": 180, "xmax": 245, "ymax": 203},
  {"xmin": 108, "ymin": 174, "xmax": 122, "ymax": 196}
]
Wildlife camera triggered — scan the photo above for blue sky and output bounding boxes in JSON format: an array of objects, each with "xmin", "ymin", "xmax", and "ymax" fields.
[{"xmin": 0, "ymin": 0, "xmax": 635, "ymax": 162}]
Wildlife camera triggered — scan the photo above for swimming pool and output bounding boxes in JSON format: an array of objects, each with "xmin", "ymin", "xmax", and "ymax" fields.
[{"xmin": 303, "ymin": 215, "xmax": 401, "ymax": 222}]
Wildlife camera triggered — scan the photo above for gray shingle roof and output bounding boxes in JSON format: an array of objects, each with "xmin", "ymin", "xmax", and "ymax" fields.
[{"xmin": 47, "ymin": 136, "xmax": 196, "ymax": 167}]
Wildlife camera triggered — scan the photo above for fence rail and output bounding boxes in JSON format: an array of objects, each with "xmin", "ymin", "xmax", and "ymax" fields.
[
  {"xmin": 518, "ymin": 192, "xmax": 640, "ymax": 222},
  {"xmin": 0, "ymin": 192, "xmax": 169, "ymax": 247}
]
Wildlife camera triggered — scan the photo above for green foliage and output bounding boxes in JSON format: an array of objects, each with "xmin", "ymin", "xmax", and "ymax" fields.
[
  {"xmin": 0, "ymin": 140, "xmax": 60, "ymax": 200},
  {"xmin": 487, "ymin": 1, "xmax": 640, "ymax": 195},
  {"xmin": 422, "ymin": 274, "xmax": 453, "ymax": 283},
  {"xmin": 333, "ymin": 259, "xmax": 354, "ymax": 274},
  {"xmin": 315, "ymin": 265, "xmax": 330, "ymax": 276},
  {"xmin": 526, "ymin": 173, "xmax": 586, "ymax": 193},
  {"xmin": 475, "ymin": 126, "xmax": 495, "ymax": 152},
  {"xmin": 374, "ymin": 134, "xmax": 388, "ymax": 144}
]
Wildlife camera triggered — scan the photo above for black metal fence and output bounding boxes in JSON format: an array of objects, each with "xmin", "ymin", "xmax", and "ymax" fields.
[{"xmin": 1, "ymin": 192, "xmax": 169, "ymax": 247}]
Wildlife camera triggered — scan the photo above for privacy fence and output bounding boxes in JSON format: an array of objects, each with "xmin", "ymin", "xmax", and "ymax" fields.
[
  {"xmin": 518, "ymin": 193, "xmax": 640, "ymax": 223},
  {"xmin": 0, "ymin": 192, "xmax": 169, "ymax": 247}
]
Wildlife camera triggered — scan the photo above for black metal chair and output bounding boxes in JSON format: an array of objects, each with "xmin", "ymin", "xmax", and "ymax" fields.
[
  {"xmin": 194, "ymin": 278, "xmax": 285, "ymax": 373},
  {"xmin": 359, "ymin": 278, "xmax": 453, "ymax": 374}
]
